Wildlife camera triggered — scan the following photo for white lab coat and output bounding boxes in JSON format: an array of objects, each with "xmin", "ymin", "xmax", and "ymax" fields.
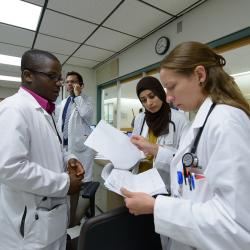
[
  {"xmin": 0, "ymin": 88, "xmax": 70, "ymax": 250},
  {"xmin": 132, "ymin": 109, "xmax": 188, "ymax": 186},
  {"xmin": 154, "ymin": 97, "xmax": 250, "ymax": 250},
  {"xmin": 57, "ymin": 94, "xmax": 95, "ymax": 182}
]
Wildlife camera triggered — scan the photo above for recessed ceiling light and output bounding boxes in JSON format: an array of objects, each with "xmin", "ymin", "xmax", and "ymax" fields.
[
  {"xmin": 0, "ymin": 0, "xmax": 41, "ymax": 30},
  {"xmin": 0, "ymin": 75, "xmax": 21, "ymax": 82},
  {"xmin": 0, "ymin": 54, "xmax": 21, "ymax": 66},
  {"xmin": 231, "ymin": 71, "xmax": 250, "ymax": 77}
]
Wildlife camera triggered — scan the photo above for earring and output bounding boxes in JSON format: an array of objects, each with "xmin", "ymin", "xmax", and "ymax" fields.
[{"xmin": 199, "ymin": 81, "xmax": 203, "ymax": 86}]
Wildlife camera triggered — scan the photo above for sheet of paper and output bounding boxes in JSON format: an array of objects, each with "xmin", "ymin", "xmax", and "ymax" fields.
[
  {"xmin": 101, "ymin": 163, "xmax": 114, "ymax": 181},
  {"xmin": 104, "ymin": 168, "xmax": 168, "ymax": 196},
  {"xmin": 85, "ymin": 120, "xmax": 144, "ymax": 170}
]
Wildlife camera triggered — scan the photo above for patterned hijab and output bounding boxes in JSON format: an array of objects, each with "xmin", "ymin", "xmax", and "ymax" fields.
[{"xmin": 136, "ymin": 76, "xmax": 171, "ymax": 137}]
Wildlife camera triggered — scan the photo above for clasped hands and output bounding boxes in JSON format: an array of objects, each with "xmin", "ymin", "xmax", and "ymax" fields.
[{"xmin": 67, "ymin": 158, "xmax": 85, "ymax": 195}]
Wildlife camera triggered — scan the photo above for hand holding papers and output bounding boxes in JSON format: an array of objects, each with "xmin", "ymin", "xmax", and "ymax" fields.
[
  {"xmin": 84, "ymin": 120, "xmax": 144, "ymax": 169},
  {"xmin": 104, "ymin": 168, "xmax": 168, "ymax": 196},
  {"xmin": 85, "ymin": 120, "xmax": 167, "ymax": 197}
]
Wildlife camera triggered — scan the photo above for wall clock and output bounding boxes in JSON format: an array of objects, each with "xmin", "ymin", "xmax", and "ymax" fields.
[{"xmin": 155, "ymin": 36, "xmax": 170, "ymax": 55}]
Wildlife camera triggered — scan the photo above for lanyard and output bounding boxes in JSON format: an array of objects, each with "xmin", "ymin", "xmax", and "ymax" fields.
[{"xmin": 51, "ymin": 114, "xmax": 62, "ymax": 145}]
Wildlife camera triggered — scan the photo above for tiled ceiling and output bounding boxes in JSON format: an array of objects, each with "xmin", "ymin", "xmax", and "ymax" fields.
[{"xmin": 0, "ymin": 0, "xmax": 206, "ymax": 88}]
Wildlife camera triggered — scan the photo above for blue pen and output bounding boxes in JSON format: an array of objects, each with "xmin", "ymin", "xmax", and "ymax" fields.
[
  {"xmin": 191, "ymin": 173, "xmax": 195, "ymax": 190},
  {"xmin": 177, "ymin": 171, "xmax": 183, "ymax": 187}
]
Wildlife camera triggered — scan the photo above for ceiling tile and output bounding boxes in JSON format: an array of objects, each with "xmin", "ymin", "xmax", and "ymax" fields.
[
  {"xmin": 0, "ymin": 43, "xmax": 28, "ymax": 58},
  {"xmin": 47, "ymin": 0, "xmax": 120, "ymax": 24},
  {"xmin": 66, "ymin": 57, "xmax": 99, "ymax": 68},
  {"xmin": 23, "ymin": 0, "xmax": 45, "ymax": 6},
  {"xmin": 34, "ymin": 34, "xmax": 79, "ymax": 55},
  {"xmin": 104, "ymin": 0, "xmax": 172, "ymax": 37},
  {"xmin": 86, "ymin": 27, "xmax": 137, "ymax": 52},
  {"xmin": 0, "ymin": 64, "xmax": 20, "ymax": 76},
  {"xmin": 0, "ymin": 23, "xmax": 35, "ymax": 48},
  {"xmin": 40, "ymin": 10, "xmax": 97, "ymax": 43},
  {"xmin": 142, "ymin": 0, "xmax": 202, "ymax": 15},
  {"xmin": 53, "ymin": 53, "xmax": 69, "ymax": 65},
  {"xmin": 74, "ymin": 45, "xmax": 114, "ymax": 61}
]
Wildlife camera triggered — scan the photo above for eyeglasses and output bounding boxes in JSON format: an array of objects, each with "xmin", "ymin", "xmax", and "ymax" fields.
[{"xmin": 25, "ymin": 69, "xmax": 62, "ymax": 82}]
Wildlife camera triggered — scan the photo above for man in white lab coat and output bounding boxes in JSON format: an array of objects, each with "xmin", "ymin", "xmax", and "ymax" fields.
[
  {"xmin": 57, "ymin": 71, "xmax": 95, "ymax": 227},
  {"xmin": 0, "ymin": 49, "xmax": 84, "ymax": 250}
]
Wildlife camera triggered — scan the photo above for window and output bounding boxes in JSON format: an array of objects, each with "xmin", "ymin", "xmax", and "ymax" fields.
[
  {"xmin": 119, "ymin": 76, "xmax": 142, "ymax": 130},
  {"xmin": 101, "ymin": 85, "xmax": 117, "ymax": 127}
]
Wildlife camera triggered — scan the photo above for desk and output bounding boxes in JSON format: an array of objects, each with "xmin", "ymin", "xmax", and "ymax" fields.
[{"xmin": 93, "ymin": 157, "xmax": 124, "ymax": 212}]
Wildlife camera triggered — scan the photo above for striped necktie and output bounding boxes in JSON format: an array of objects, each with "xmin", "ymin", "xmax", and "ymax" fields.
[{"xmin": 62, "ymin": 96, "xmax": 74, "ymax": 145}]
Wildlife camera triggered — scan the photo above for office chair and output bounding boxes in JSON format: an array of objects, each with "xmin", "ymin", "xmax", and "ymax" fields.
[
  {"xmin": 67, "ymin": 182, "xmax": 100, "ymax": 250},
  {"xmin": 77, "ymin": 206, "xmax": 162, "ymax": 250},
  {"xmin": 80, "ymin": 181, "xmax": 100, "ymax": 218}
]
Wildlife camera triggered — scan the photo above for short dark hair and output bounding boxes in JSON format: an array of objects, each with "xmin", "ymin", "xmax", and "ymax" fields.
[
  {"xmin": 21, "ymin": 49, "xmax": 60, "ymax": 72},
  {"xmin": 66, "ymin": 71, "xmax": 84, "ymax": 86}
]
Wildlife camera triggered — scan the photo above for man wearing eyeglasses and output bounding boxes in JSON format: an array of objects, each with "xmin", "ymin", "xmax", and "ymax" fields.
[
  {"xmin": 0, "ymin": 49, "xmax": 84, "ymax": 250},
  {"xmin": 57, "ymin": 71, "xmax": 95, "ymax": 228}
]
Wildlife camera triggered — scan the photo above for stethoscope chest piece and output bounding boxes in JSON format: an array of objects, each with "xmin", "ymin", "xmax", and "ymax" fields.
[{"xmin": 182, "ymin": 152, "xmax": 198, "ymax": 168}]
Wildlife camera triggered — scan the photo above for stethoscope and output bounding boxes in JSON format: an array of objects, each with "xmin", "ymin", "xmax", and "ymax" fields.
[
  {"xmin": 139, "ymin": 115, "xmax": 176, "ymax": 136},
  {"xmin": 181, "ymin": 103, "xmax": 216, "ymax": 190}
]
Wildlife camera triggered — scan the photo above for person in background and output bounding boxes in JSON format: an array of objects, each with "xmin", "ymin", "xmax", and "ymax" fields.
[
  {"xmin": 122, "ymin": 41, "xmax": 250, "ymax": 250},
  {"xmin": 131, "ymin": 107, "xmax": 143, "ymax": 128},
  {"xmin": 131, "ymin": 76, "xmax": 188, "ymax": 249},
  {"xmin": 0, "ymin": 49, "xmax": 84, "ymax": 250},
  {"xmin": 57, "ymin": 71, "xmax": 95, "ymax": 227},
  {"xmin": 132, "ymin": 76, "xmax": 187, "ymax": 182}
]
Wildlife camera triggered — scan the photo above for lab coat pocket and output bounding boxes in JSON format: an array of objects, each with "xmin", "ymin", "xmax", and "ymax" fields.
[
  {"xmin": 182, "ymin": 175, "xmax": 207, "ymax": 200},
  {"xmin": 33, "ymin": 203, "xmax": 67, "ymax": 247}
]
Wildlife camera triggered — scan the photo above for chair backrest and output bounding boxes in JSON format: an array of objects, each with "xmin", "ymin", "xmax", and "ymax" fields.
[{"xmin": 77, "ymin": 206, "xmax": 162, "ymax": 250}]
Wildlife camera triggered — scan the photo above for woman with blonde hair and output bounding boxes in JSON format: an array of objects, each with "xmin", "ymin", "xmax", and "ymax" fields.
[{"xmin": 122, "ymin": 41, "xmax": 250, "ymax": 250}]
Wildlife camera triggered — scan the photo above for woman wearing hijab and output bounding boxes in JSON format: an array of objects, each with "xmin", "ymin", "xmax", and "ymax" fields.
[{"xmin": 132, "ymin": 76, "xmax": 188, "ymax": 184}]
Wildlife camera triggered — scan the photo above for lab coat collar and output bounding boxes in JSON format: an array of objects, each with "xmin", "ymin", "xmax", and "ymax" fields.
[
  {"xmin": 18, "ymin": 88, "xmax": 50, "ymax": 117},
  {"xmin": 191, "ymin": 97, "xmax": 214, "ymax": 129},
  {"xmin": 173, "ymin": 97, "xmax": 214, "ymax": 159}
]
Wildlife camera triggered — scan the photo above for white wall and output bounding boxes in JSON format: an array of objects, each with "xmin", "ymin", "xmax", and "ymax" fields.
[
  {"xmin": 117, "ymin": 0, "xmax": 250, "ymax": 76},
  {"xmin": 62, "ymin": 64, "xmax": 96, "ymax": 122}
]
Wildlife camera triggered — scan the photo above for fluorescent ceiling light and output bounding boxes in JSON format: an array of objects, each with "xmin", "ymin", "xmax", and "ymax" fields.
[
  {"xmin": 231, "ymin": 71, "xmax": 250, "ymax": 77},
  {"xmin": 0, "ymin": 75, "xmax": 21, "ymax": 82},
  {"xmin": 0, "ymin": 54, "xmax": 21, "ymax": 66},
  {"xmin": 0, "ymin": 0, "xmax": 41, "ymax": 30}
]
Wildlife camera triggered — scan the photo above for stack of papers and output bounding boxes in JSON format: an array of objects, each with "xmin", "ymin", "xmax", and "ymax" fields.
[
  {"xmin": 104, "ymin": 168, "xmax": 168, "ymax": 196},
  {"xmin": 85, "ymin": 120, "xmax": 167, "ymax": 197},
  {"xmin": 85, "ymin": 120, "xmax": 144, "ymax": 169}
]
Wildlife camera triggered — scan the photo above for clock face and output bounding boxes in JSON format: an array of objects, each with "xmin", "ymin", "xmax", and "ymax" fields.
[{"xmin": 155, "ymin": 36, "xmax": 170, "ymax": 55}]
